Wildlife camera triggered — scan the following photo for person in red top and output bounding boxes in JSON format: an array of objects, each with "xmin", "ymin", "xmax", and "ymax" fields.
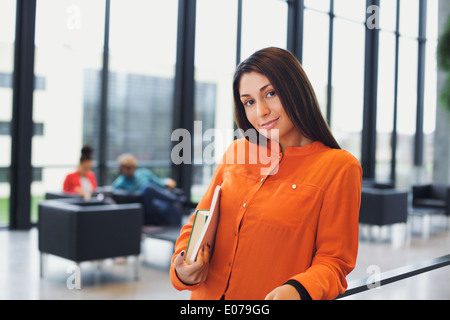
[
  {"xmin": 63, "ymin": 145, "xmax": 98, "ymax": 199},
  {"xmin": 171, "ymin": 47, "xmax": 362, "ymax": 300}
]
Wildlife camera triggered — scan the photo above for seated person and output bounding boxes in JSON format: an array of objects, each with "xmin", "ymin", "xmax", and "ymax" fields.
[
  {"xmin": 63, "ymin": 145, "xmax": 98, "ymax": 200},
  {"xmin": 112, "ymin": 154, "xmax": 184, "ymax": 226},
  {"xmin": 112, "ymin": 153, "xmax": 176, "ymax": 192}
]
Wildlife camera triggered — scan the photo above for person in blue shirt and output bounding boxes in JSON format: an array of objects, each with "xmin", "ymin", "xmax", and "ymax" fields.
[
  {"xmin": 112, "ymin": 153, "xmax": 184, "ymax": 226},
  {"xmin": 112, "ymin": 153, "xmax": 176, "ymax": 191}
]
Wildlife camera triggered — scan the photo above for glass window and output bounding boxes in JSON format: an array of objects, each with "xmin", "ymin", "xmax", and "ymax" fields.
[
  {"xmin": 334, "ymin": 0, "xmax": 367, "ymax": 23},
  {"xmin": 426, "ymin": 0, "xmax": 439, "ymax": 40},
  {"xmin": 193, "ymin": 0, "xmax": 238, "ymax": 202},
  {"xmin": 240, "ymin": 0, "xmax": 288, "ymax": 62},
  {"xmin": 396, "ymin": 37, "xmax": 418, "ymax": 187},
  {"xmin": 423, "ymin": 39, "xmax": 437, "ymax": 182},
  {"xmin": 304, "ymin": 0, "xmax": 330, "ymax": 12},
  {"xmin": 379, "ymin": 0, "xmax": 398, "ymax": 32},
  {"xmin": 331, "ymin": 18, "xmax": 365, "ymax": 160},
  {"xmin": 106, "ymin": 0, "xmax": 178, "ymax": 184},
  {"xmin": 423, "ymin": 0, "xmax": 439, "ymax": 182},
  {"xmin": 33, "ymin": 0, "xmax": 106, "ymax": 222},
  {"xmin": 0, "ymin": 0, "xmax": 15, "ymax": 226},
  {"xmin": 376, "ymin": 31, "xmax": 397, "ymax": 183},
  {"xmin": 399, "ymin": 0, "xmax": 419, "ymax": 38},
  {"xmin": 302, "ymin": 9, "xmax": 330, "ymax": 117}
]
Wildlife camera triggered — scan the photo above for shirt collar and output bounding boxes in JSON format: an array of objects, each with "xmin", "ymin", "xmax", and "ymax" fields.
[
  {"xmin": 283, "ymin": 141, "xmax": 327, "ymax": 156},
  {"xmin": 256, "ymin": 139, "xmax": 327, "ymax": 157}
]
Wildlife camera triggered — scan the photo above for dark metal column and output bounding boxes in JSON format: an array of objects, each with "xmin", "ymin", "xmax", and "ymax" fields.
[
  {"xmin": 98, "ymin": 0, "xmax": 111, "ymax": 185},
  {"xmin": 172, "ymin": 0, "xmax": 197, "ymax": 200},
  {"xmin": 236, "ymin": 0, "xmax": 243, "ymax": 66},
  {"xmin": 10, "ymin": 0, "xmax": 37, "ymax": 230},
  {"xmin": 361, "ymin": 0, "xmax": 380, "ymax": 180},
  {"xmin": 326, "ymin": 0, "xmax": 335, "ymax": 125},
  {"xmin": 414, "ymin": 0, "xmax": 427, "ymax": 167},
  {"xmin": 390, "ymin": 0, "xmax": 401, "ymax": 185},
  {"xmin": 234, "ymin": 0, "xmax": 243, "ymax": 132},
  {"xmin": 287, "ymin": 0, "xmax": 305, "ymax": 63}
]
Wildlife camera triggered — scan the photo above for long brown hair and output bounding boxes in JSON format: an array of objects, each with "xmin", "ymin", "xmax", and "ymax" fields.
[{"xmin": 233, "ymin": 47, "xmax": 341, "ymax": 150}]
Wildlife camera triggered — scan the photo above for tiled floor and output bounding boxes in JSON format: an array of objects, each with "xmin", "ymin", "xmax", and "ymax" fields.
[{"xmin": 1, "ymin": 214, "xmax": 449, "ymax": 300}]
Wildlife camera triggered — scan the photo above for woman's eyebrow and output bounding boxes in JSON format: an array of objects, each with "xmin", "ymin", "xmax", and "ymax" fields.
[{"xmin": 240, "ymin": 84, "xmax": 272, "ymax": 98}]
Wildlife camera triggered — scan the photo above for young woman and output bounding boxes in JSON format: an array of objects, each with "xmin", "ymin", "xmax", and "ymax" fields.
[
  {"xmin": 170, "ymin": 47, "xmax": 362, "ymax": 300},
  {"xmin": 63, "ymin": 145, "xmax": 98, "ymax": 199}
]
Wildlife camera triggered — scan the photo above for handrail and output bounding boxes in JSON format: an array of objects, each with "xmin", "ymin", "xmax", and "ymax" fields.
[{"xmin": 337, "ymin": 254, "xmax": 450, "ymax": 299}]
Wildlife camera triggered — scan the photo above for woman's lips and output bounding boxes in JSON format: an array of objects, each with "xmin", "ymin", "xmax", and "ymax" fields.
[{"xmin": 261, "ymin": 118, "xmax": 279, "ymax": 130}]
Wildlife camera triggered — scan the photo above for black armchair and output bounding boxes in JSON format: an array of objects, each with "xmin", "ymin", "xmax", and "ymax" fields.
[{"xmin": 412, "ymin": 184, "xmax": 450, "ymax": 217}]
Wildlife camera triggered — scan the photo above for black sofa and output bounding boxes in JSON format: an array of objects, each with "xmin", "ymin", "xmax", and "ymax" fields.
[{"xmin": 38, "ymin": 198, "xmax": 143, "ymax": 279}]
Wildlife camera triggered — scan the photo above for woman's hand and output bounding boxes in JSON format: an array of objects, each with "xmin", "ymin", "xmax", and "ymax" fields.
[
  {"xmin": 173, "ymin": 245, "xmax": 210, "ymax": 285},
  {"xmin": 265, "ymin": 285, "xmax": 301, "ymax": 300},
  {"xmin": 74, "ymin": 187, "xmax": 91, "ymax": 200},
  {"xmin": 164, "ymin": 178, "xmax": 177, "ymax": 189}
]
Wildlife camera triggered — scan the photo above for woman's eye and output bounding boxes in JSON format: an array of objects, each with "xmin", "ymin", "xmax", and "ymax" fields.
[
  {"xmin": 266, "ymin": 91, "xmax": 276, "ymax": 98},
  {"xmin": 244, "ymin": 100, "xmax": 255, "ymax": 107}
]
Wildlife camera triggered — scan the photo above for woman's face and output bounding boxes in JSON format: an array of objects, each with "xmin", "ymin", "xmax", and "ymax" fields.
[
  {"xmin": 78, "ymin": 160, "xmax": 92, "ymax": 175},
  {"xmin": 239, "ymin": 72, "xmax": 307, "ymax": 151}
]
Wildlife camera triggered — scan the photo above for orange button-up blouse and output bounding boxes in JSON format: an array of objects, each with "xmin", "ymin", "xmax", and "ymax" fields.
[{"xmin": 170, "ymin": 138, "xmax": 362, "ymax": 300}]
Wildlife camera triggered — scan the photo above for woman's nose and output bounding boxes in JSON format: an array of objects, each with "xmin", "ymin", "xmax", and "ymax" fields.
[{"xmin": 256, "ymin": 100, "xmax": 271, "ymax": 118}]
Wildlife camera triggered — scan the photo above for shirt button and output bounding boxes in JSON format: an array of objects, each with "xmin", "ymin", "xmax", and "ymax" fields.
[
  {"xmin": 229, "ymin": 262, "xmax": 232, "ymax": 267},
  {"xmin": 292, "ymin": 184, "xmax": 297, "ymax": 190},
  {"xmin": 260, "ymin": 178, "xmax": 264, "ymax": 182},
  {"xmin": 243, "ymin": 203, "xmax": 247, "ymax": 208},
  {"xmin": 234, "ymin": 232, "xmax": 238, "ymax": 236}
]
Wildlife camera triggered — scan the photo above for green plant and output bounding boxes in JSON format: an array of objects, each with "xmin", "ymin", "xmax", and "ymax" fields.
[{"xmin": 437, "ymin": 15, "xmax": 450, "ymax": 112}]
